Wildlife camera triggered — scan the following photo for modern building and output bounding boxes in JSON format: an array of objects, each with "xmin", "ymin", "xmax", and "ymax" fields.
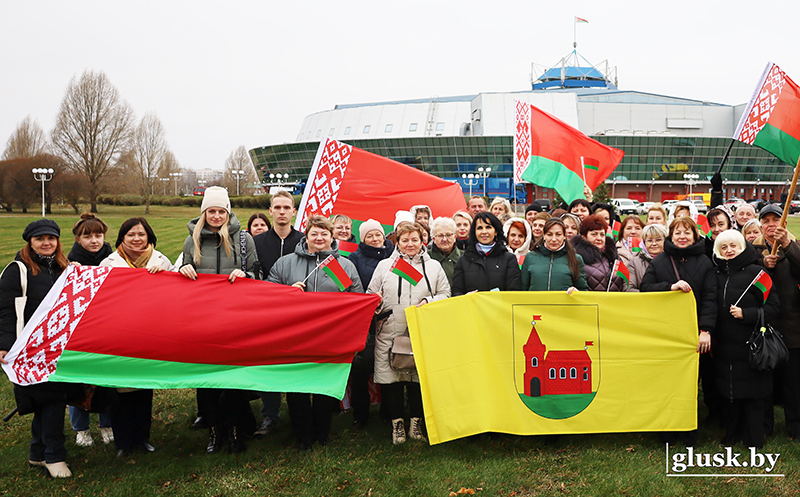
[{"xmin": 250, "ymin": 50, "xmax": 795, "ymax": 204}]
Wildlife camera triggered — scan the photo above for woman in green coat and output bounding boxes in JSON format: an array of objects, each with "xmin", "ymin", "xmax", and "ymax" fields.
[{"xmin": 521, "ymin": 218, "xmax": 588, "ymax": 293}]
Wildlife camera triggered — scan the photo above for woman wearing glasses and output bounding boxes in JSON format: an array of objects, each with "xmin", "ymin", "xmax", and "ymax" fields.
[
  {"xmin": 627, "ymin": 223, "xmax": 667, "ymax": 292},
  {"xmin": 429, "ymin": 217, "xmax": 463, "ymax": 286}
]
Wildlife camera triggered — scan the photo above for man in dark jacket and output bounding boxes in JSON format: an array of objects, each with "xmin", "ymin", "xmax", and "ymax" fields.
[
  {"xmin": 251, "ymin": 190, "xmax": 304, "ymax": 436},
  {"xmin": 753, "ymin": 204, "xmax": 800, "ymax": 438}
]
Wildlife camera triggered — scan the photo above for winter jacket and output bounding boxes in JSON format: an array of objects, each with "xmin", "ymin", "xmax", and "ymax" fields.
[
  {"xmin": 100, "ymin": 248, "xmax": 173, "ymax": 271},
  {"xmin": 67, "ymin": 242, "xmax": 113, "ymax": 266},
  {"xmin": 253, "ymin": 227, "xmax": 304, "ymax": 280},
  {"xmin": 521, "ymin": 243, "xmax": 588, "ymax": 292},
  {"xmin": 181, "ymin": 212, "xmax": 258, "ymax": 278},
  {"xmin": 570, "ymin": 235, "xmax": 626, "ymax": 292},
  {"xmin": 712, "ymin": 244, "xmax": 780, "ymax": 399},
  {"xmin": 367, "ymin": 247, "xmax": 450, "ymax": 384},
  {"xmin": 428, "ymin": 243, "xmax": 463, "ymax": 287},
  {"xmin": 627, "ymin": 250, "xmax": 655, "ymax": 292},
  {"xmin": 752, "ymin": 234, "xmax": 800, "ymax": 348},
  {"xmin": 348, "ymin": 239, "xmax": 394, "ymax": 290},
  {"xmin": 641, "ymin": 238, "xmax": 717, "ymax": 333},
  {"xmin": 615, "ymin": 240, "xmax": 632, "ymax": 266},
  {"xmin": 451, "ymin": 243, "xmax": 522, "ymax": 296},
  {"xmin": 267, "ymin": 240, "xmax": 362, "ymax": 293},
  {"xmin": 503, "ymin": 217, "xmax": 533, "ymax": 260}
]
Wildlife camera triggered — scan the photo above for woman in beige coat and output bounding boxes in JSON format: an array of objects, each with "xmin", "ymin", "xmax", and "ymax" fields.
[{"xmin": 367, "ymin": 222, "xmax": 450, "ymax": 445}]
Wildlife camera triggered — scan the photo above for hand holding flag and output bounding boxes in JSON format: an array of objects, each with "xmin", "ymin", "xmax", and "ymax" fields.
[
  {"xmin": 609, "ymin": 259, "xmax": 629, "ymax": 291},
  {"xmin": 301, "ymin": 255, "xmax": 353, "ymax": 291},
  {"xmin": 733, "ymin": 270, "xmax": 772, "ymax": 306}
]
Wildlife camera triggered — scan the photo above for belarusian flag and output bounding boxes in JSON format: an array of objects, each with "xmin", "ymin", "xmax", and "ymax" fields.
[
  {"xmin": 320, "ymin": 255, "xmax": 353, "ymax": 291},
  {"xmin": 514, "ymin": 101, "xmax": 624, "ymax": 203},
  {"xmin": 627, "ymin": 237, "xmax": 643, "ymax": 253},
  {"xmin": 752, "ymin": 270, "xmax": 773, "ymax": 303},
  {"xmin": 336, "ymin": 240, "xmax": 358, "ymax": 257},
  {"xmin": 2, "ymin": 266, "xmax": 379, "ymax": 398},
  {"xmin": 612, "ymin": 259, "xmax": 629, "ymax": 287},
  {"xmin": 295, "ymin": 138, "xmax": 467, "ymax": 240},
  {"xmin": 734, "ymin": 62, "xmax": 800, "ymax": 167},
  {"xmin": 607, "ymin": 220, "xmax": 621, "ymax": 238},
  {"xmin": 696, "ymin": 214, "xmax": 711, "ymax": 239},
  {"xmin": 390, "ymin": 257, "xmax": 423, "ymax": 286},
  {"xmin": 575, "ymin": 17, "xmax": 589, "ymax": 23}
]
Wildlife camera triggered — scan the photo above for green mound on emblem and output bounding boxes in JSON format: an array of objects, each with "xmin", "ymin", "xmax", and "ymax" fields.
[{"xmin": 518, "ymin": 392, "xmax": 596, "ymax": 419}]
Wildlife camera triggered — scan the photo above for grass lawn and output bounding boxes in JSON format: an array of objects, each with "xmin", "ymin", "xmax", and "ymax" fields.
[{"xmin": 1, "ymin": 206, "xmax": 800, "ymax": 495}]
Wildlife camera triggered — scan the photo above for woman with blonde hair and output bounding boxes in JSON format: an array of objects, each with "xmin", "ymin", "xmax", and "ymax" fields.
[
  {"xmin": 452, "ymin": 211, "xmax": 472, "ymax": 250},
  {"xmin": 647, "ymin": 204, "xmax": 668, "ymax": 226},
  {"xmin": 490, "ymin": 197, "xmax": 512, "ymax": 219},
  {"xmin": 742, "ymin": 219, "xmax": 763, "ymax": 243}
]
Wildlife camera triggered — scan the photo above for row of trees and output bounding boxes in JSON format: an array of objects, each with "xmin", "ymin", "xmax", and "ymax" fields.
[{"xmin": 1, "ymin": 70, "xmax": 260, "ymax": 214}]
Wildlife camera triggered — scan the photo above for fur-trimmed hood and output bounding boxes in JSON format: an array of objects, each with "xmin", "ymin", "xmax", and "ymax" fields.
[{"xmin": 570, "ymin": 234, "xmax": 618, "ymax": 266}]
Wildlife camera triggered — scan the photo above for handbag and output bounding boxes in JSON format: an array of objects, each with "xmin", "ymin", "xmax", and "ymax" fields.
[
  {"xmin": 747, "ymin": 308, "xmax": 789, "ymax": 371},
  {"xmin": 1, "ymin": 261, "xmax": 27, "ymax": 337},
  {"xmin": 390, "ymin": 333, "xmax": 416, "ymax": 373}
]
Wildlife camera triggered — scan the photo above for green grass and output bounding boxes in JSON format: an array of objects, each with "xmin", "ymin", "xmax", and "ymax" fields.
[{"xmin": 2, "ymin": 206, "xmax": 800, "ymax": 495}]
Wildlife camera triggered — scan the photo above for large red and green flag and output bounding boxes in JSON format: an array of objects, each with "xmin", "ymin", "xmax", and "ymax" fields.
[
  {"xmin": 295, "ymin": 138, "xmax": 467, "ymax": 240},
  {"xmin": 336, "ymin": 240, "xmax": 359, "ymax": 256},
  {"xmin": 514, "ymin": 101, "xmax": 625, "ymax": 204},
  {"xmin": 319, "ymin": 255, "xmax": 353, "ymax": 291},
  {"xmin": 734, "ymin": 62, "xmax": 800, "ymax": 167},
  {"xmin": 390, "ymin": 257, "xmax": 423, "ymax": 286},
  {"xmin": 2, "ymin": 266, "xmax": 379, "ymax": 398}
]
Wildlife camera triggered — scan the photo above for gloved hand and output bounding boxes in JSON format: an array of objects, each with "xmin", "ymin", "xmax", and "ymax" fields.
[{"xmin": 710, "ymin": 171, "xmax": 722, "ymax": 191}]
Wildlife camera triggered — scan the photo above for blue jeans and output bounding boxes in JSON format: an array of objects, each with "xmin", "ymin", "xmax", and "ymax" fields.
[{"xmin": 68, "ymin": 406, "xmax": 111, "ymax": 431}]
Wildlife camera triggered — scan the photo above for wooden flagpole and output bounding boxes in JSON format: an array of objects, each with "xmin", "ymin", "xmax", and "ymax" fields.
[{"xmin": 771, "ymin": 155, "xmax": 800, "ymax": 255}]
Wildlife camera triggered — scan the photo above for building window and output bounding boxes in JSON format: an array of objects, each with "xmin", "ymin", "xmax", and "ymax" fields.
[
  {"xmin": 549, "ymin": 368, "xmax": 556, "ymax": 379},
  {"xmin": 316, "ymin": 130, "xmax": 321, "ymax": 138},
  {"xmin": 436, "ymin": 122, "xmax": 445, "ymax": 131},
  {"xmin": 385, "ymin": 124, "xmax": 393, "ymax": 133},
  {"xmin": 306, "ymin": 131, "xmax": 311, "ymax": 139},
  {"xmin": 570, "ymin": 367, "xmax": 577, "ymax": 379},
  {"xmin": 583, "ymin": 373, "xmax": 588, "ymax": 381},
  {"xmin": 328, "ymin": 128, "xmax": 335, "ymax": 136},
  {"xmin": 363, "ymin": 125, "xmax": 371, "ymax": 134},
  {"xmin": 344, "ymin": 127, "xmax": 351, "ymax": 135},
  {"xmin": 409, "ymin": 123, "xmax": 418, "ymax": 132},
  {"xmin": 531, "ymin": 357, "xmax": 538, "ymax": 367},
  {"xmin": 559, "ymin": 368, "xmax": 566, "ymax": 379}
]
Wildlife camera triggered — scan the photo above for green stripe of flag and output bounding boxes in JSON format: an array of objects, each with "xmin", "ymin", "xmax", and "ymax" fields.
[
  {"xmin": 754, "ymin": 123, "xmax": 800, "ymax": 167},
  {"xmin": 754, "ymin": 281, "xmax": 768, "ymax": 302},
  {"xmin": 391, "ymin": 268, "xmax": 420, "ymax": 286},
  {"xmin": 49, "ymin": 350, "xmax": 352, "ymax": 398},
  {"xmin": 584, "ymin": 164, "xmax": 600, "ymax": 171},
  {"xmin": 322, "ymin": 266, "xmax": 347, "ymax": 291},
  {"xmin": 521, "ymin": 155, "xmax": 586, "ymax": 204}
]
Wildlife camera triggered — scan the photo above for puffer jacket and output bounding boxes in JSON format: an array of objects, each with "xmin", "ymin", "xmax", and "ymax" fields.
[
  {"xmin": 348, "ymin": 239, "xmax": 394, "ymax": 290},
  {"xmin": 641, "ymin": 238, "xmax": 717, "ymax": 333},
  {"xmin": 521, "ymin": 243, "xmax": 588, "ymax": 292},
  {"xmin": 627, "ymin": 249, "xmax": 654, "ymax": 292},
  {"xmin": 503, "ymin": 217, "xmax": 533, "ymax": 260},
  {"xmin": 752, "ymin": 233, "xmax": 800, "ymax": 348},
  {"xmin": 570, "ymin": 235, "xmax": 625, "ymax": 292},
  {"xmin": 181, "ymin": 212, "xmax": 258, "ymax": 277},
  {"xmin": 452, "ymin": 243, "xmax": 522, "ymax": 296},
  {"xmin": 428, "ymin": 242, "xmax": 463, "ymax": 287},
  {"xmin": 713, "ymin": 244, "xmax": 780, "ymax": 399},
  {"xmin": 268, "ymin": 239, "xmax": 362, "ymax": 293},
  {"xmin": 367, "ymin": 246, "xmax": 450, "ymax": 384}
]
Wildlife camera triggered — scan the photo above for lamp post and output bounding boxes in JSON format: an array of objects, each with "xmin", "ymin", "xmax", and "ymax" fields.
[
  {"xmin": 478, "ymin": 167, "xmax": 491, "ymax": 196},
  {"xmin": 232, "ymin": 170, "xmax": 245, "ymax": 196},
  {"xmin": 683, "ymin": 173, "xmax": 699, "ymax": 198},
  {"xmin": 32, "ymin": 168, "xmax": 54, "ymax": 218},
  {"xmin": 461, "ymin": 173, "xmax": 478, "ymax": 197},
  {"xmin": 169, "ymin": 172, "xmax": 183, "ymax": 196},
  {"xmin": 159, "ymin": 177, "xmax": 169, "ymax": 195}
]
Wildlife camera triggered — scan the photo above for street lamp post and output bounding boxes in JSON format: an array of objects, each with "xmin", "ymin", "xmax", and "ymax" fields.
[
  {"xmin": 461, "ymin": 173, "xmax": 478, "ymax": 197},
  {"xmin": 233, "ymin": 170, "xmax": 245, "ymax": 196},
  {"xmin": 478, "ymin": 167, "xmax": 492, "ymax": 196},
  {"xmin": 683, "ymin": 173, "xmax": 699, "ymax": 198},
  {"xmin": 159, "ymin": 177, "xmax": 169, "ymax": 195},
  {"xmin": 32, "ymin": 168, "xmax": 54, "ymax": 218},
  {"xmin": 169, "ymin": 172, "xmax": 183, "ymax": 196}
]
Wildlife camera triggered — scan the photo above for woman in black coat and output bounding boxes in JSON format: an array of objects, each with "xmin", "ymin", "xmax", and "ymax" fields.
[
  {"xmin": 713, "ymin": 229, "xmax": 779, "ymax": 448},
  {"xmin": 452, "ymin": 212, "xmax": 522, "ymax": 296},
  {"xmin": 570, "ymin": 215, "xmax": 625, "ymax": 292},
  {"xmin": 641, "ymin": 216, "xmax": 718, "ymax": 446},
  {"xmin": 0, "ymin": 220, "xmax": 71, "ymax": 477}
]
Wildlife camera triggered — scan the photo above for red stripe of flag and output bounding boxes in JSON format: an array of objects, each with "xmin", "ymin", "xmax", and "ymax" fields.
[
  {"xmin": 320, "ymin": 255, "xmax": 353, "ymax": 291},
  {"xmin": 613, "ymin": 259, "xmax": 630, "ymax": 286},
  {"xmin": 753, "ymin": 270, "xmax": 773, "ymax": 303},
  {"xmin": 696, "ymin": 214, "xmax": 711, "ymax": 238},
  {"xmin": 337, "ymin": 240, "xmax": 359, "ymax": 256},
  {"xmin": 390, "ymin": 257, "xmax": 423, "ymax": 286}
]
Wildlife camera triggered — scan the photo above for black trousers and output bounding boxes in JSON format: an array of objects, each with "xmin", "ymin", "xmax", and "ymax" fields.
[
  {"xmin": 723, "ymin": 396, "xmax": 767, "ymax": 448},
  {"xmin": 349, "ymin": 364, "xmax": 372, "ymax": 424},
  {"xmin": 381, "ymin": 381, "xmax": 423, "ymax": 420},
  {"xmin": 197, "ymin": 388, "xmax": 253, "ymax": 433},
  {"xmin": 111, "ymin": 390, "xmax": 153, "ymax": 451},
  {"xmin": 29, "ymin": 400, "xmax": 66, "ymax": 463},
  {"xmin": 700, "ymin": 352, "xmax": 723, "ymax": 420},
  {"xmin": 286, "ymin": 393, "xmax": 338, "ymax": 445}
]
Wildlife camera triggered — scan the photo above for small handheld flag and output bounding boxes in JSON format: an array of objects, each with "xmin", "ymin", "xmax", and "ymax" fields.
[
  {"xmin": 610, "ymin": 259, "xmax": 629, "ymax": 291},
  {"xmin": 696, "ymin": 214, "xmax": 711, "ymax": 239},
  {"xmin": 608, "ymin": 220, "xmax": 621, "ymax": 239},
  {"xmin": 517, "ymin": 254, "xmax": 525, "ymax": 269},
  {"xmin": 627, "ymin": 237, "xmax": 643, "ymax": 254},
  {"xmin": 391, "ymin": 257, "xmax": 423, "ymax": 286},
  {"xmin": 337, "ymin": 240, "xmax": 358, "ymax": 257},
  {"xmin": 320, "ymin": 255, "xmax": 353, "ymax": 291},
  {"xmin": 733, "ymin": 270, "xmax": 773, "ymax": 307}
]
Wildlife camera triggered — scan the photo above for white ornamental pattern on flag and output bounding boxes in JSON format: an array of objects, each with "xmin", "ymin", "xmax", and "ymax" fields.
[
  {"xmin": 298, "ymin": 139, "xmax": 352, "ymax": 232},
  {"xmin": 735, "ymin": 63, "xmax": 786, "ymax": 145},
  {"xmin": 514, "ymin": 100, "xmax": 531, "ymax": 184},
  {"xmin": 11, "ymin": 266, "xmax": 111, "ymax": 384}
]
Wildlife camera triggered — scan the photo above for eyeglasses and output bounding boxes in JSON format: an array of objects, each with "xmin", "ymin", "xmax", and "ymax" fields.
[
  {"xmin": 645, "ymin": 238, "xmax": 664, "ymax": 244},
  {"xmin": 434, "ymin": 233, "xmax": 455, "ymax": 239}
]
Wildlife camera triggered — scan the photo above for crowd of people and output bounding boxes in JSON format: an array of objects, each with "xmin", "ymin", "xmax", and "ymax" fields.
[{"xmin": 1, "ymin": 185, "xmax": 799, "ymax": 478}]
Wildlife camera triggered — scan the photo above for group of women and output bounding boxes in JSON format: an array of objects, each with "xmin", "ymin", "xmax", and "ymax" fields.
[{"xmin": 0, "ymin": 192, "xmax": 793, "ymax": 477}]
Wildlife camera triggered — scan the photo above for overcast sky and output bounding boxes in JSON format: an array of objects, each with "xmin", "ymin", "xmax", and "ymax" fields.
[{"xmin": 2, "ymin": 1, "xmax": 798, "ymax": 172}]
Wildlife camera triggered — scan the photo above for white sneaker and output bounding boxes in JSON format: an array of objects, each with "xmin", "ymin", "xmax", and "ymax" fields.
[
  {"xmin": 391, "ymin": 418, "xmax": 406, "ymax": 445},
  {"xmin": 100, "ymin": 427, "xmax": 114, "ymax": 444},
  {"xmin": 46, "ymin": 461, "xmax": 72, "ymax": 478},
  {"xmin": 409, "ymin": 417, "xmax": 427, "ymax": 442},
  {"xmin": 75, "ymin": 430, "xmax": 94, "ymax": 447}
]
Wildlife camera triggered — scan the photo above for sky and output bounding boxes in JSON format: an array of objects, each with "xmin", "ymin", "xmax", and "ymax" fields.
[{"xmin": 1, "ymin": 1, "xmax": 799, "ymax": 172}]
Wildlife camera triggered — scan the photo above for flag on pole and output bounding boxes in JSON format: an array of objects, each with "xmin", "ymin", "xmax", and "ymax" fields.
[
  {"xmin": 575, "ymin": 17, "xmax": 589, "ymax": 23},
  {"xmin": 515, "ymin": 102, "xmax": 624, "ymax": 204},
  {"xmin": 612, "ymin": 259, "xmax": 629, "ymax": 287},
  {"xmin": 734, "ymin": 62, "xmax": 800, "ymax": 167},
  {"xmin": 607, "ymin": 220, "xmax": 622, "ymax": 238},
  {"xmin": 390, "ymin": 257, "xmax": 423, "ymax": 286},
  {"xmin": 320, "ymin": 255, "xmax": 354, "ymax": 291},
  {"xmin": 627, "ymin": 237, "xmax": 643, "ymax": 254},
  {"xmin": 336, "ymin": 240, "xmax": 359, "ymax": 257},
  {"xmin": 295, "ymin": 138, "xmax": 467, "ymax": 238},
  {"xmin": 2, "ymin": 266, "xmax": 380, "ymax": 398},
  {"xmin": 696, "ymin": 214, "xmax": 711, "ymax": 239},
  {"xmin": 752, "ymin": 270, "xmax": 773, "ymax": 303}
]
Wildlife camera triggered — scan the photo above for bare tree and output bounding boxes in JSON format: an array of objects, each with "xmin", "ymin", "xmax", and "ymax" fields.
[
  {"xmin": 222, "ymin": 146, "xmax": 259, "ymax": 196},
  {"xmin": 130, "ymin": 112, "xmax": 167, "ymax": 213},
  {"xmin": 0, "ymin": 157, "xmax": 42, "ymax": 213},
  {"xmin": 3, "ymin": 116, "xmax": 48, "ymax": 160},
  {"xmin": 51, "ymin": 70, "xmax": 135, "ymax": 213}
]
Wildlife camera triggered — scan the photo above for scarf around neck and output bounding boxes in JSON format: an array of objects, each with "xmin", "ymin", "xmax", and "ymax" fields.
[{"xmin": 118, "ymin": 244, "xmax": 154, "ymax": 268}]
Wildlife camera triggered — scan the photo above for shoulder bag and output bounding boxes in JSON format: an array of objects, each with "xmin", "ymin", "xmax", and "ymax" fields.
[
  {"xmin": 1, "ymin": 261, "xmax": 28, "ymax": 337},
  {"xmin": 747, "ymin": 308, "xmax": 789, "ymax": 371}
]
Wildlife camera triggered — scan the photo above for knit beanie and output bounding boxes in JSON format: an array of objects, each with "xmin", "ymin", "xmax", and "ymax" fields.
[
  {"xmin": 394, "ymin": 210, "xmax": 414, "ymax": 230},
  {"xmin": 359, "ymin": 219, "xmax": 384, "ymax": 241},
  {"xmin": 200, "ymin": 186, "xmax": 231, "ymax": 213}
]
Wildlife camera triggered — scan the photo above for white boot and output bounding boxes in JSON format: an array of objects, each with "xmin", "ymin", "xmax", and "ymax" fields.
[
  {"xmin": 100, "ymin": 427, "xmax": 114, "ymax": 444},
  {"xmin": 75, "ymin": 430, "xmax": 93, "ymax": 447},
  {"xmin": 409, "ymin": 417, "xmax": 427, "ymax": 442},
  {"xmin": 391, "ymin": 418, "xmax": 406, "ymax": 445},
  {"xmin": 46, "ymin": 461, "xmax": 72, "ymax": 478}
]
